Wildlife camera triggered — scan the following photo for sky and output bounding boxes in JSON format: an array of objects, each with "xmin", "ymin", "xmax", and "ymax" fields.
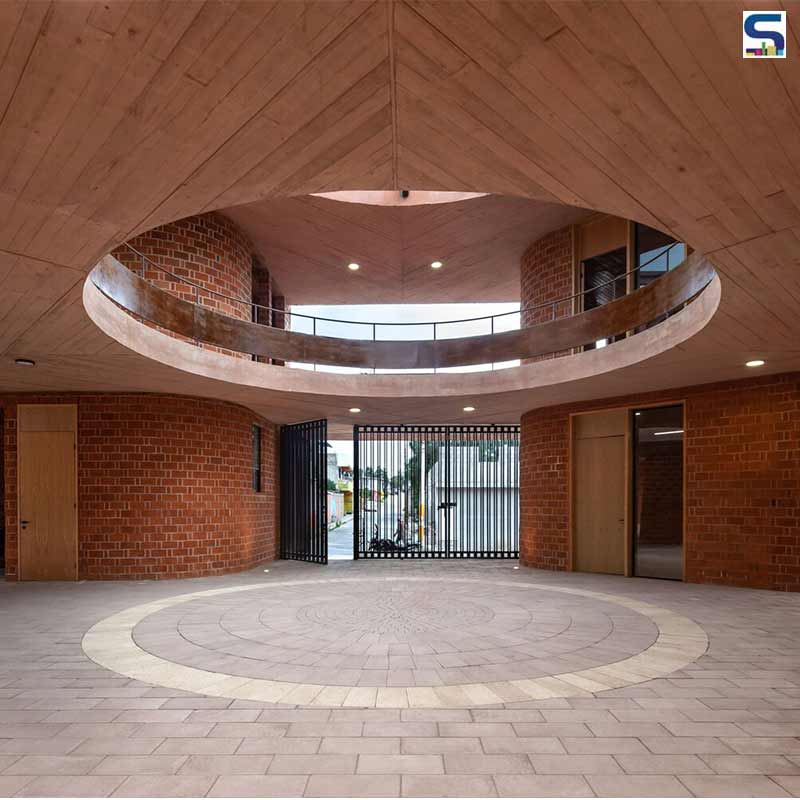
[{"xmin": 289, "ymin": 302, "xmax": 521, "ymax": 373}]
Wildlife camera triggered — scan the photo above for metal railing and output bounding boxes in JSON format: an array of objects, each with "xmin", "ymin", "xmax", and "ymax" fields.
[{"xmin": 116, "ymin": 241, "xmax": 685, "ymax": 347}]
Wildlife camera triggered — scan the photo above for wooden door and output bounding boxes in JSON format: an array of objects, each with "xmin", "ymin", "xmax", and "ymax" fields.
[
  {"xmin": 18, "ymin": 405, "xmax": 77, "ymax": 580},
  {"xmin": 572, "ymin": 410, "xmax": 628, "ymax": 575}
]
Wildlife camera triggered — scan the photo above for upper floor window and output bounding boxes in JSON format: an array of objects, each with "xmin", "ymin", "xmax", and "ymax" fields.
[{"xmin": 634, "ymin": 223, "xmax": 686, "ymax": 289}]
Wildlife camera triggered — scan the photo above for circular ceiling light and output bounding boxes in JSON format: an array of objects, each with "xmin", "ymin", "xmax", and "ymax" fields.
[
  {"xmin": 347, "ymin": 262, "xmax": 360, "ymax": 271},
  {"xmin": 745, "ymin": 359, "xmax": 765, "ymax": 367},
  {"xmin": 14, "ymin": 358, "xmax": 35, "ymax": 367},
  {"xmin": 463, "ymin": 406, "xmax": 476, "ymax": 412},
  {"xmin": 430, "ymin": 260, "xmax": 443, "ymax": 269},
  {"xmin": 349, "ymin": 407, "xmax": 361, "ymax": 413}
]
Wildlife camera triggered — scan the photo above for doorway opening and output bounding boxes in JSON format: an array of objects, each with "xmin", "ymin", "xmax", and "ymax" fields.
[
  {"xmin": 327, "ymin": 438, "xmax": 355, "ymax": 560},
  {"xmin": 353, "ymin": 425, "xmax": 519, "ymax": 559},
  {"xmin": 632, "ymin": 405, "xmax": 684, "ymax": 580}
]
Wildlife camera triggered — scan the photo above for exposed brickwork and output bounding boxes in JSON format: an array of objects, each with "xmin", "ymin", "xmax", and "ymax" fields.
[
  {"xmin": 520, "ymin": 405, "xmax": 571, "ymax": 570},
  {"xmin": 520, "ymin": 226, "xmax": 574, "ymax": 362},
  {"xmin": 114, "ymin": 213, "xmax": 253, "ymax": 318},
  {"xmin": 2, "ymin": 394, "xmax": 279, "ymax": 581},
  {"xmin": 113, "ymin": 213, "xmax": 258, "ymax": 359},
  {"xmin": 520, "ymin": 226, "xmax": 574, "ymax": 327},
  {"xmin": 520, "ymin": 372, "xmax": 800, "ymax": 592}
]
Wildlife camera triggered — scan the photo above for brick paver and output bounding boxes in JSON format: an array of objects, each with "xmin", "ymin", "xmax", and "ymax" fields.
[{"xmin": 0, "ymin": 559, "xmax": 798, "ymax": 797}]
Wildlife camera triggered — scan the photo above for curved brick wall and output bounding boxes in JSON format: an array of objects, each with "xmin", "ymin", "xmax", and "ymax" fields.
[
  {"xmin": 113, "ymin": 213, "xmax": 254, "ymax": 321},
  {"xmin": 520, "ymin": 226, "xmax": 573, "ymax": 362},
  {"xmin": 520, "ymin": 372, "xmax": 800, "ymax": 592},
  {"xmin": 520, "ymin": 226, "xmax": 573, "ymax": 327},
  {"xmin": 2, "ymin": 394, "xmax": 278, "ymax": 581}
]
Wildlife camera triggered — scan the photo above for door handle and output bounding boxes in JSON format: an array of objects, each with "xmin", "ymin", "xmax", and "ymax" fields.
[{"xmin": 20, "ymin": 520, "xmax": 30, "ymax": 529}]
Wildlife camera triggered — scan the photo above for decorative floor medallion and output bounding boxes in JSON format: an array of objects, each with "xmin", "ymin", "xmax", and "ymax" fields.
[{"xmin": 82, "ymin": 577, "xmax": 708, "ymax": 708}]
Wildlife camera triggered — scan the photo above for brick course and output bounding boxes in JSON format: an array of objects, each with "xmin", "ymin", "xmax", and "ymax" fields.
[
  {"xmin": 2, "ymin": 394, "xmax": 279, "ymax": 581},
  {"xmin": 520, "ymin": 373, "xmax": 800, "ymax": 591},
  {"xmin": 113, "ymin": 213, "xmax": 259, "ymax": 359},
  {"xmin": 520, "ymin": 226, "xmax": 573, "ymax": 326},
  {"xmin": 520, "ymin": 226, "xmax": 574, "ymax": 362}
]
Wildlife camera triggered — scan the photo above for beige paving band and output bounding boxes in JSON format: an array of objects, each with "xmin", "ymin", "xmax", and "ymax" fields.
[{"xmin": 82, "ymin": 577, "xmax": 708, "ymax": 709}]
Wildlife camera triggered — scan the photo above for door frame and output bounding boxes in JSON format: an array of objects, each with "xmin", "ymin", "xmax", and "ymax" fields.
[
  {"xmin": 569, "ymin": 400, "xmax": 686, "ymax": 579},
  {"xmin": 17, "ymin": 403, "xmax": 78, "ymax": 581}
]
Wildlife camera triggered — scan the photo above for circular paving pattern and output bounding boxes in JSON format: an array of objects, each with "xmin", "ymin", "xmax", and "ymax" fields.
[{"xmin": 82, "ymin": 577, "xmax": 708, "ymax": 708}]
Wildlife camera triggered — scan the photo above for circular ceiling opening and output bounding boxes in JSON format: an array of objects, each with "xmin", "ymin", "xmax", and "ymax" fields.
[{"xmin": 310, "ymin": 190, "xmax": 488, "ymax": 207}]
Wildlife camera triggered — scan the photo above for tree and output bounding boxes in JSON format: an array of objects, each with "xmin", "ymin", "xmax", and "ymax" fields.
[{"xmin": 405, "ymin": 441, "xmax": 440, "ymax": 513}]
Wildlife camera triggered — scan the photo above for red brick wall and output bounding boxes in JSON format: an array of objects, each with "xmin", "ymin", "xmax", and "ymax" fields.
[
  {"xmin": 114, "ymin": 213, "xmax": 253, "ymax": 320},
  {"xmin": 2, "ymin": 394, "xmax": 279, "ymax": 581},
  {"xmin": 520, "ymin": 226, "xmax": 574, "ymax": 327},
  {"xmin": 520, "ymin": 226, "xmax": 574, "ymax": 362},
  {"xmin": 520, "ymin": 372, "xmax": 800, "ymax": 592}
]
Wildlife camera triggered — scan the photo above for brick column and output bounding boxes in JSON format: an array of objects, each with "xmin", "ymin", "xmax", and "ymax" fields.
[{"xmin": 520, "ymin": 226, "xmax": 574, "ymax": 362}]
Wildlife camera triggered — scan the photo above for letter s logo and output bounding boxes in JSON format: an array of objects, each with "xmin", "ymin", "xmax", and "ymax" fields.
[{"xmin": 743, "ymin": 11, "xmax": 787, "ymax": 57}]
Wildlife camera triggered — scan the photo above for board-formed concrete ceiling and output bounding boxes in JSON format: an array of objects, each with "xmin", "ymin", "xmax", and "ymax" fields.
[
  {"xmin": 222, "ymin": 193, "xmax": 592, "ymax": 304},
  {"xmin": 0, "ymin": 0, "xmax": 799, "ymax": 423}
]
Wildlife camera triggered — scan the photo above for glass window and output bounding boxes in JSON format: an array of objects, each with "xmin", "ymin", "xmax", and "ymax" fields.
[
  {"xmin": 581, "ymin": 246, "xmax": 627, "ymax": 349},
  {"xmin": 632, "ymin": 405, "xmax": 684, "ymax": 580},
  {"xmin": 252, "ymin": 425, "xmax": 262, "ymax": 492},
  {"xmin": 634, "ymin": 223, "xmax": 686, "ymax": 289}
]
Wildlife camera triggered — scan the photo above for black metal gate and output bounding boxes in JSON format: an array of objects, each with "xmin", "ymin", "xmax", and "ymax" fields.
[
  {"xmin": 280, "ymin": 419, "xmax": 327, "ymax": 564},
  {"xmin": 354, "ymin": 424, "xmax": 519, "ymax": 559}
]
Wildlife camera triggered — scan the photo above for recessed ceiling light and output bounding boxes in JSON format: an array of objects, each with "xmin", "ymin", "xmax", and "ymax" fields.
[
  {"xmin": 463, "ymin": 406, "xmax": 475, "ymax": 412},
  {"xmin": 349, "ymin": 407, "xmax": 361, "ymax": 413},
  {"xmin": 347, "ymin": 262, "xmax": 360, "ymax": 271},
  {"xmin": 430, "ymin": 260, "xmax": 443, "ymax": 269},
  {"xmin": 745, "ymin": 359, "xmax": 765, "ymax": 367},
  {"xmin": 14, "ymin": 358, "xmax": 35, "ymax": 367}
]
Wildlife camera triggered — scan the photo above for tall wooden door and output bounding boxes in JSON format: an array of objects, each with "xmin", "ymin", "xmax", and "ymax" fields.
[
  {"xmin": 572, "ymin": 410, "xmax": 628, "ymax": 575},
  {"xmin": 17, "ymin": 405, "xmax": 78, "ymax": 580}
]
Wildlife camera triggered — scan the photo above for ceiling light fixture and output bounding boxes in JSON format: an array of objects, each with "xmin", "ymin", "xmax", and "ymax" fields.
[
  {"xmin": 654, "ymin": 429, "xmax": 684, "ymax": 436},
  {"xmin": 349, "ymin": 407, "xmax": 361, "ymax": 413},
  {"xmin": 347, "ymin": 262, "xmax": 360, "ymax": 271},
  {"xmin": 745, "ymin": 359, "xmax": 765, "ymax": 367},
  {"xmin": 463, "ymin": 406, "xmax": 476, "ymax": 412},
  {"xmin": 14, "ymin": 358, "xmax": 35, "ymax": 367},
  {"xmin": 430, "ymin": 260, "xmax": 443, "ymax": 269}
]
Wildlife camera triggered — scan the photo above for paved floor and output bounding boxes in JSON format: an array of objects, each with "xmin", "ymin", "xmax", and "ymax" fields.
[
  {"xmin": 1, "ymin": 560, "xmax": 799, "ymax": 797},
  {"xmin": 328, "ymin": 516, "xmax": 354, "ymax": 560}
]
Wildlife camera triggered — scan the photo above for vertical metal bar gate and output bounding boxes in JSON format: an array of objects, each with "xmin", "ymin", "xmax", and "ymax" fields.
[
  {"xmin": 280, "ymin": 419, "xmax": 328, "ymax": 564},
  {"xmin": 354, "ymin": 424, "xmax": 519, "ymax": 559}
]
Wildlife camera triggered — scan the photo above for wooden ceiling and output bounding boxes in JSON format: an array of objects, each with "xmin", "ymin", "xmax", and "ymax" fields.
[
  {"xmin": 1, "ymin": 0, "xmax": 799, "ymax": 424},
  {"xmin": 222, "ymin": 193, "xmax": 591, "ymax": 303}
]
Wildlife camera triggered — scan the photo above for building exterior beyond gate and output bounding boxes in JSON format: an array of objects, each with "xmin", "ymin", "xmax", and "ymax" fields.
[{"xmin": 354, "ymin": 425, "xmax": 519, "ymax": 559}]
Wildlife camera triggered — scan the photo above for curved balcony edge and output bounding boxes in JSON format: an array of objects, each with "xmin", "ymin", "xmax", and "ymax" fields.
[{"xmin": 90, "ymin": 253, "xmax": 716, "ymax": 371}]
